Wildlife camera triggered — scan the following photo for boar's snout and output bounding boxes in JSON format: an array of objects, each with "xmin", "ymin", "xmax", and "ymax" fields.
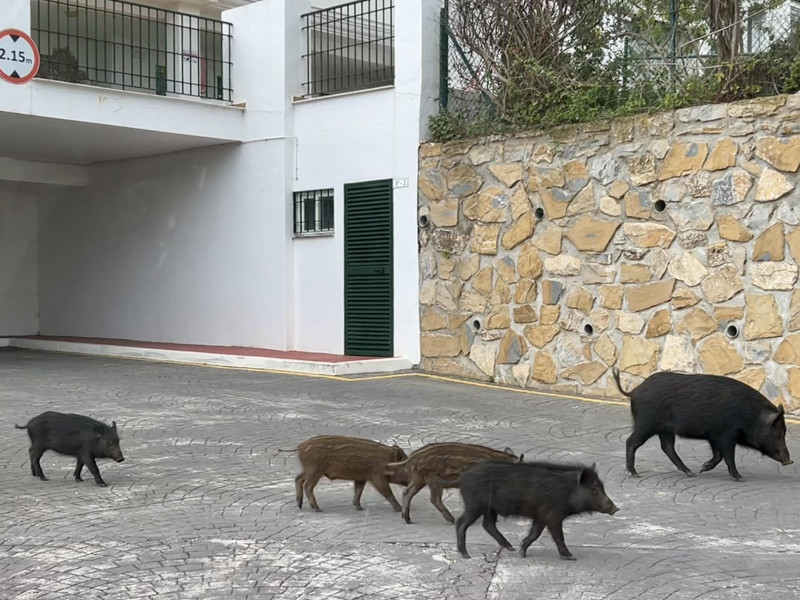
[
  {"xmin": 115, "ymin": 456, "xmax": 125, "ymax": 463},
  {"xmin": 600, "ymin": 498, "xmax": 619, "ymax": 515},
  {"xmin": 782, "ymin": 458, "xmax": 793, "ymax": 466}
]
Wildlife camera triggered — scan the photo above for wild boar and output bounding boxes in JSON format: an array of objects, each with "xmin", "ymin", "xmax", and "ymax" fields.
[
  {"xmin": 612, "ymin": 368, "xmax": 792, "ymax": 480},
  {"xmin": 384, "ymin": 442, "xmax": 521, "ymax": 524},
  {"xmin": 454, "ymin": 460, "xmax": 619, "ymax": 560},
  {"xmin": 15, "ymin": 411, "xmax": 125, "ymax": 487},
  {"xmin": 294, "ymin": 435, "xmax": 409, "ymax": 512}
]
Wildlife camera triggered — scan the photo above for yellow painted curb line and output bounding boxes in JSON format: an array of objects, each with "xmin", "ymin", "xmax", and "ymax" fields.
[{"xmin": 27, "ymin": 349, "xmax": 800, "ymax": 425}]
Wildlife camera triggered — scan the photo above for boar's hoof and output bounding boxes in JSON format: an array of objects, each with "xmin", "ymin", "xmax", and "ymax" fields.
[
  {"xmin": 685, "ymin": 470, "xmax": 697, "ymax": 478},
  {"xmin": 312, "ymin": 506, "xmax": 323, "ymax": 513},
  {"xmin": 354, "ymin": 505, "xmax": 363, "ymax": 511},
  {"xmin": 37, "ymin": 475, "xmax": 48, "ymax": 481},
  {"xmin": 459, "ymin": 551, "xmax": 471, "ymax": 559},
  {"xmin": 518, "ymin": 548, "xmax": 528, "ymax": 558},
  {"xmin": 503, "ymin": 544, "xmax": 515, "ymax": 552},
  {"xmin": 560, "ymin": 553, "xmax": 576, "ymax": 561},
  {"xmin": 96, "ymin": 481, "xmax": 108, "ymax": 487}
]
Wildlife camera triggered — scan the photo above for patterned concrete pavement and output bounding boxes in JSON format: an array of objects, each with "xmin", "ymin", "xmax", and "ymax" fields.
[{"xmin": 1, "ymin": 348, "xmax": 800, "ymax": 600}]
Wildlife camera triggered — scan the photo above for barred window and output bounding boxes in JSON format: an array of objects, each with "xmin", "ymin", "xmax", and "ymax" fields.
[{"xmin": 293, "ymin": 189, "xmax": 334, "ymax": 236}]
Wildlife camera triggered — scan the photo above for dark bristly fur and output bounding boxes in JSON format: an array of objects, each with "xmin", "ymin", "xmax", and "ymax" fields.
[
  {"xmin": 612, "ymin": 368, "xmax": 792, "ymax": 480},
  {"xmin": 15, "ymin": 411, "xmax": 125, "ymax": 487},
  {"xmin": 455, "ymin": 460, "xmax": 619, "ymax": 560}
]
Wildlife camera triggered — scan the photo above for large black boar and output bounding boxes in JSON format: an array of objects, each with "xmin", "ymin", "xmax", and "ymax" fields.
[
  {"xmin": 294, "ymin": 435, "xmax": 409, "ymax": 512},
  {"xmin": 15, "ymin": 411, "xmax": 125, "ymax": 487},
  {"xmin": 454, "ymin": 461, "xmax": 619, "ymax": 560},
  {"xmin": 384, "ymin": 442, "xmax": 520, "ymax": 524},
  {"xmin": 612, "ymin": 368, "xmax": 792, "ymax": 480}
]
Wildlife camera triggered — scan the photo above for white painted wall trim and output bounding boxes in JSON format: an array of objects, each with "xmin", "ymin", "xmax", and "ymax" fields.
[
  {"xmin": 0, "ymin": 158, "xmax": 89, "ymax": 187},
  {"xmin": 4, "ymin": 338, "xmax": 413, "ymax": 375}
]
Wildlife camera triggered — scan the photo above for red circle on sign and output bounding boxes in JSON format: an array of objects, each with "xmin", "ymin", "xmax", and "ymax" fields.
[{"xmin": 0, "ymin": 28, "xmax": 41, "ymax": 84}]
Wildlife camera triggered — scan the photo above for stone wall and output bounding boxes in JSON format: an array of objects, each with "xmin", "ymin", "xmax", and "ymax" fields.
[{"xmin": 417, "ymin": 93, "xmax": 800, "ymax": 409}]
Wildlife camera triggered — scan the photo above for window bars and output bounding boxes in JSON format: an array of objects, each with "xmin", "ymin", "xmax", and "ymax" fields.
[
  {"xmin": 31, "ymin": 0, "xmax": 232, "ymax": 101},
  {"xmin": 294, "ymin": 189, "xmax": 335, "ymax": 236},
  {"xmin": 301, "ymin": 0, "xmax": 395, "ymax": 98}
]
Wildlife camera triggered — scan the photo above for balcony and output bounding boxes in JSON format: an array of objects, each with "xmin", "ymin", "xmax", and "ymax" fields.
[
  {"xmin": 301, "ymin": 0, "xmax": 395, "ymax": 98},
  {"xmin": 30, "ymin": 0, "xmax": 233, "ymax": 101}
]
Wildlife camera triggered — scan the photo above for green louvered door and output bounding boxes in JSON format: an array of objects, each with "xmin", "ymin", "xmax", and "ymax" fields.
[{"xmin": 344, "ymin": 179, "xmax": 394, "ymax": 357}]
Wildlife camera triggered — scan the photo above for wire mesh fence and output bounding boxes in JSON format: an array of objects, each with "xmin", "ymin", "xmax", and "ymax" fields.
[{"xmin": 435, "ymin": 0, "xmax": 800, "ymax": 140}]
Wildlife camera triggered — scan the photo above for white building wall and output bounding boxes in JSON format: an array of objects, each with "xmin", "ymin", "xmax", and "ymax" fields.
[
  {"xmin": 290, "ymin": 0, "xmax": 439, "ymax": 362},
  {"xmin": 0, "ymin": 190, "xmax": 38, "ymax": 335},
  {"xmin": 37, "ymin": 142, "xmax": 291, "ymax": 349},
  {"xmin": 4, "ymin": 0, "xmax": 438, "ymax": 362}
]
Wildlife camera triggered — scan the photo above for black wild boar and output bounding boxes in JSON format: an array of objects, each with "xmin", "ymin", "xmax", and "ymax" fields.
[
  {"xmin": 612, "ymin": 367, "xmax": 793, "ymax": 480},
  {"xmin": 384, "ymin": 442, "xmax": 521, "ymax": 524},
  {"xmin": 15, "ymin": 411, "xmax": 125, "ymax": 487},
  {"xmin": 294, "ymin": 435, "xmax": 409, "ymax": 512},
  {"xmin": 454, "ymin": 461, "xmax": 619, "ymax": 560}
]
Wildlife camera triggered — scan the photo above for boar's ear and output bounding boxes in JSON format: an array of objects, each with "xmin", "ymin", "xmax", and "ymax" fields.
[
  {"xmin": 578, "ymin": 468, "xmax": 593, "ymax": 486},
  {"xmin": 590, "ymin": 462, "xmax": 597, "ymax": 471},
  {"xmin": 517, "ymin": 453, "xmax": 524, "ymax": 463},
  {"xmin": 767, "ymin": 405, "xmax": 786, "ymax": 426},
  {"xmin": 112, "ymin": 421, "xmax": 117, "ymax": 431}
]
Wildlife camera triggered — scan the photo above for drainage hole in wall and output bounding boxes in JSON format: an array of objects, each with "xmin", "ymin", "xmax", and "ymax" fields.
[
  {"xmin": 583, "ymin": 323, "xmax": 595, "ymax": 335},
  {"xmin": 653, "ymin": 200, "xmax": 667, "ymax": 213},
  {"xmin": 418, "ymin": 214, "xmax": 430, "ymax": 228},
  {"xmin": 472, "ymin": 319, "xmax": 482, "ymax": 331},
  {"xmin": 534, "ymin": 207, "xmax": 545, "ymax": 220},
  {"xmin": 725, "ymin": 324, "xmax": 739, "ymax": 339}
]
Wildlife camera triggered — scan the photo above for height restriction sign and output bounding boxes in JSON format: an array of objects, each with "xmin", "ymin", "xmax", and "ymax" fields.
[{"xmin": 0, "ymin": 29, "xmax": 40, "ymax": 84}]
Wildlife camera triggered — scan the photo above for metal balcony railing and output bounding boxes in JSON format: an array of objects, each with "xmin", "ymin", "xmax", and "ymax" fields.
[
  {"xmin": 31, "ymin": 0, "xmax": 232, "ymax": 101},
  {"xmin": 301, "ymin": 0, "xmax": 395, "ymax": 98}
]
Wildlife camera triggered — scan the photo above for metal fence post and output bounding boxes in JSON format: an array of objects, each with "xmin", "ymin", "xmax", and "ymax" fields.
[{"xmin": 439, "ymin": 0, "xmax": 449, "ymax": 111}]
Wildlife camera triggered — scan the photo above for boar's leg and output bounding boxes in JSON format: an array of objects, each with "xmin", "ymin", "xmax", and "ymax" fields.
[
  {"xmin": 74, "ymin": 458, "xmax": 84, "ymax": 482},
  {"xmin": 29, "ymin": 447, "xmax": 47, "ymax": 481},
  {"xmin": 428, "ymin": 482, "xmax": 455, "ymax": 523},
  {"xmin": 658, "ymin": 433, "xmax": 695, "ymax": 477},
  {"xmin": 546, "ymin": 520, "xmax": 576, "ymax": 561},
  {"xmin": 720, "ymin": 440, "xmax": 743, "ymax": 481},
  {"xmin": 352, "ymin": 480, "xmax": 366, "ymax": 510},
  {"xmin": 481, "ymin": 510, "xmax": 514, "ymax": 552},
  {"xmin": 401, "ymin": 480, "xmax": 425, "ymax": 524},
  {"xmin": 85, "ymin": 456, "xmax": 108, "ymax": 487},
  {"xmin": 625, "ymin": 431, "xmax": 651, "ymax": 477},
  {"xmin": 302, "ymin": 471, "xmax": 324, "ymax": 511},
  {"xmin": 370, "ymin": 477, "xmax": 403, "ymax": 512},
  {"xmin": 295, "ymin": 473, "xmax": 305, "ymax": 508},
  {"xmin": 456, "ymin": 509, "xmax": 481, "ymax": 559},
  {"xmin": 519, "ymin": 521, "xmax": 545, "ymax": 558},
  {"xmin": 700, "ymin": 443, "xmax": 723, "ymax": 473}
]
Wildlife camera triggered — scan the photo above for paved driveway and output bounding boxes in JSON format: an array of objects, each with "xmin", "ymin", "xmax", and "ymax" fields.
[{"xmin": 1, "ymin": 348, "xmax": 799, "ymax": 599}]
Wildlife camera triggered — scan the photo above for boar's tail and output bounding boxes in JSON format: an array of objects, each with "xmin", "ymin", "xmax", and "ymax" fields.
[
  {"xmin": 276, "ymin": 448, "xmax": 298, "ymax": 453},
  {"xmin": 611, "ymin": 368, "xmax": 633, "ymax": 398},
  {"xmin": 14, "ymin": 423, "xmax": 28, "ymax": 429}
]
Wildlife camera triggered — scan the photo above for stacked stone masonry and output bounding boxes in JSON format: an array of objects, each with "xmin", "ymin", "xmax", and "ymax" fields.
[{"xmin": 418, "ymin": 92, "xmax": 800, "ymax": 410}]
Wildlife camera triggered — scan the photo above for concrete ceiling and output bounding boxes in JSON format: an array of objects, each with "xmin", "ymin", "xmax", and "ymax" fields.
[{"xmin": 0, "ymin": 112, "xmax": 238, "ymax": 166}]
